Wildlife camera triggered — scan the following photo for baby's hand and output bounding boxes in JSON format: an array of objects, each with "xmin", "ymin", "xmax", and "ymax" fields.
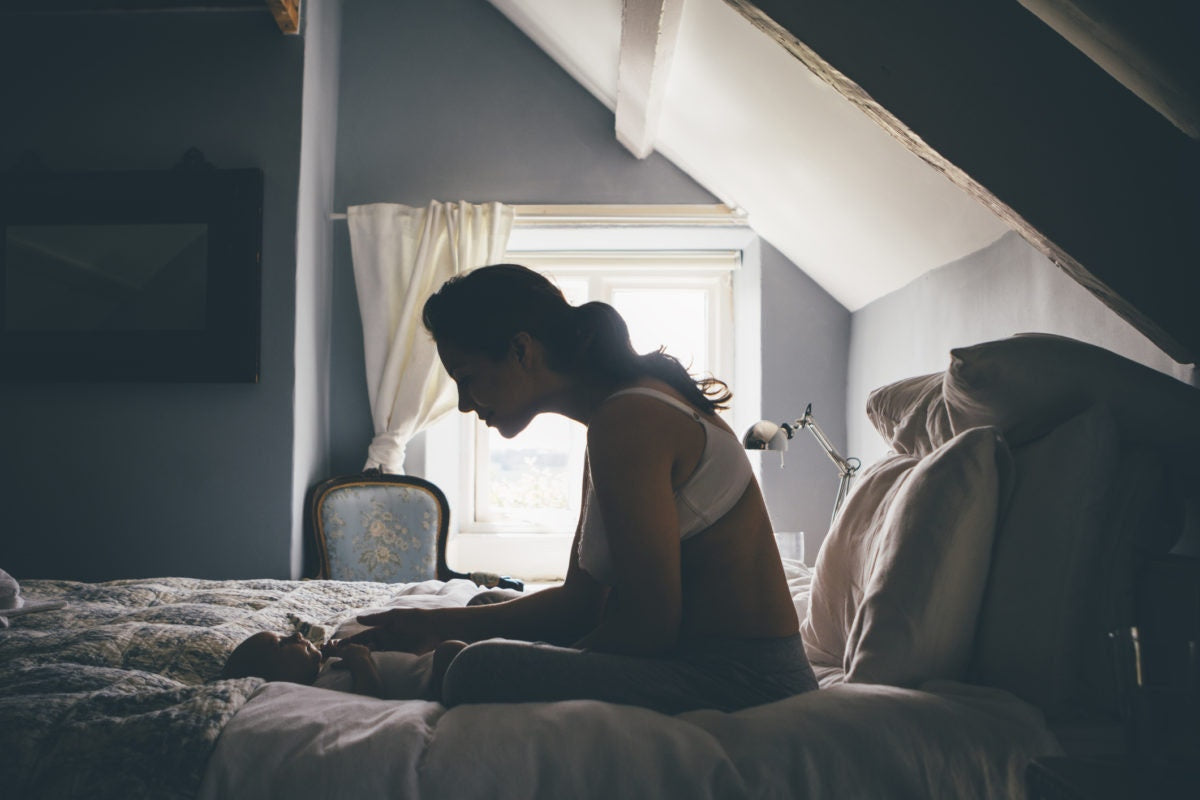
[{"xmin": 323, "ymin": 639, "xmax": 372, "ymax": 664}]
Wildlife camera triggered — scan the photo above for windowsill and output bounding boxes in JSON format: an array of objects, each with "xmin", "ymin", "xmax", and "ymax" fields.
[{"xmin": 448, "ymin": 531, "xmax": 806, "ymax": 582}]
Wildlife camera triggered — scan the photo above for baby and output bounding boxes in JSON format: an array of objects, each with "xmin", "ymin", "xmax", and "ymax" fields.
[{"xmin": 222, "ymin": 631, "xmax": 433, "ymax": 700}]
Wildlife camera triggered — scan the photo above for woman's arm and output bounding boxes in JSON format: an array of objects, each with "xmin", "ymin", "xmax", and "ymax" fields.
[
  {"xmin": 573, "ymin": 397, "xmax": 686, "ymax": 656},
  {"xmin": 353, "ymin": 470, "xmax": 607, "ymax": 649}
]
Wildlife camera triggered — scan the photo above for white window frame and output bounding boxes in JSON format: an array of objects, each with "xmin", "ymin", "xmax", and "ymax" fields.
[{"xmin": 422, "ymin": 206, "xmax": 762, "ymax": 581}]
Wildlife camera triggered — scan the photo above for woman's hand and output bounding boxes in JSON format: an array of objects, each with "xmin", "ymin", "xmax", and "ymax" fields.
[{"xmin": 348, "ymin": 608, "xmax": 443, "ymax": 654}]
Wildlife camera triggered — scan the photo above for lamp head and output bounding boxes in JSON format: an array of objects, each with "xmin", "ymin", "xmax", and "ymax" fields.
[{"xmin": 742, "ymin": 420, "xmax": 791, "ymax": 451}]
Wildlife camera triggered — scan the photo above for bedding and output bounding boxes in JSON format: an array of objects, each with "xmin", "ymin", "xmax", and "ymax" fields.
[
  {"xmin": 0, "ymin": 566, "xmax": 1059, "ymax": 800},
  {"xmin": 844, "ymin": 427, "xmax": 1012, "ymax": 686},
  {"xmin": 0, "ymin": 576, "xmax": 478, "ymax": 799},
  {"xmin": 944, "ymin": 332, "xmax": 1200, "ymax": 454},
  {"xmin": 971, "ymin": 405, "xmax": 1119, "ymax": 719},
  {"xmin": 199, "ymin": 559, "xmax": 1060, "ymax": 800},
  {"xmin": 865, "ymin": 371, "xmax": 951, "ymax": 458},
  {"xmin": 801, "ymin": 427, "xmax": 1012, "ymax": 688}
]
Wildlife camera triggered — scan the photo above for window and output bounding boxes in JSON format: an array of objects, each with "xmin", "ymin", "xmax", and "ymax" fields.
[
  {"xmin": 469, "ymin": 252, "xmax": 737, "ymax": 535},
  {"xmin": 422, "ymin": 206, "xmax": 761, "ymax": 580}
]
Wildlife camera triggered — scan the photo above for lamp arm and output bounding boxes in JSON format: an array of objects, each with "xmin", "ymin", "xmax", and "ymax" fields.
[
  {"xmin": 791, "ymin": 404, "xmax": 861, "ymax": 527},
  {"xmin": 793, "ymin": 404, "xmax": 859, "ymax": 478}
]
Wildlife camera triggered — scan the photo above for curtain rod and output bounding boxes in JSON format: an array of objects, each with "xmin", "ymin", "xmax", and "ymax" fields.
[{"xmin": 328, "ymin": 204, "xmax": 746, "ymax": 226}]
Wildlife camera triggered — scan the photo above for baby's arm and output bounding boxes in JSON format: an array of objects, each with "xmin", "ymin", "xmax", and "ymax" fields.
[{"xmin": 324, "ymin": 641, "xmax": 384, "ymax": 698}]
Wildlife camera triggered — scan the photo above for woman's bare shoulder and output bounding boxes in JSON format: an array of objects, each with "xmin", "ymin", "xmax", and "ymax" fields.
[{"xmin": 588, "ymin": 385, "xmax": 690, "ymax": 439}]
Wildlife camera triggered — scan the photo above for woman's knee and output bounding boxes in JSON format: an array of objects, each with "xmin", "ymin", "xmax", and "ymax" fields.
[
  {"xmin": 440, "ymin": 640, "xmax": 511, "ymax": 706},
  {"xmin": 441, "ymin": 639, "xmax": 563, "ymax": 707}
]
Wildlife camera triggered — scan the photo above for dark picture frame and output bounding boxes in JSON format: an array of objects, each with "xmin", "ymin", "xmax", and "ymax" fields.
[{"xmin": 0, "ymin": 163, "xmax": 263, "ymax": 382}]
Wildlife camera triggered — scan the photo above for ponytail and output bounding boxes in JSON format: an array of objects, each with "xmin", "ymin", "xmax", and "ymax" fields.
[{"xmin": 570, "ymin": 301, "xmax": 731, "ymax": 414}]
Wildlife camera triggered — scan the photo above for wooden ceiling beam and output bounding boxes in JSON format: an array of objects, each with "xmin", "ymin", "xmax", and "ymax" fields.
[
  {"xmin": 726, "ymin": 0, "xmax": 1200, "ymax": 364},
  {"xmin": 265, "ymin": 0, "xmax": 297, "ymax": 34},
  {"xmin": 615, "ymin": 0, "xmax": 685, "ymax": 159}
]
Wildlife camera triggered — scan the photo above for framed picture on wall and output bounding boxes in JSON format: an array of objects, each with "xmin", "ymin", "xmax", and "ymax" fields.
[{"xmin": 0, "ymin": 163, "xmax": 263, "ymax": 382}]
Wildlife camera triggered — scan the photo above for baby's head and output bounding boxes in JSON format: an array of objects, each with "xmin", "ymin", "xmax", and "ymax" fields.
[{"xmin": 222, "ymin": 631, "xmax": 323, "ymax": 684}]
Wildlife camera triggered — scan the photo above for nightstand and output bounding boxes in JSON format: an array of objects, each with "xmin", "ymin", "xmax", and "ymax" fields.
[{"xmin": 1026, "ymin": 757, "xmax": 1200, "ymax": 800}]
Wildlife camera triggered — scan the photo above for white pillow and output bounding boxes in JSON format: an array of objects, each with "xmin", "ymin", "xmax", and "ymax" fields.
[
  {"xmin": 800, "ymin": 454, "xmax": 918, "ymax": 670},
  {"xmin": 945, "ymin": 332, "xmax": 1200, "ymax": 453},
  {"xmin": 865, "ymin": 372, "xmax": 954, "ymax": 457},
  {"xmin": 844, "ymin": 427, "xmax": 1012, "ymax": 687}
]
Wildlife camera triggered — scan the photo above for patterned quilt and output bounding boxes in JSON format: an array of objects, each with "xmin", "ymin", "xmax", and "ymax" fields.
[{"xmin": 0, "ymin": 577, "xmax": 426, "ymax": 800}]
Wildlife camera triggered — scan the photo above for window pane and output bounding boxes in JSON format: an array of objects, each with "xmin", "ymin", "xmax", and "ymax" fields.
[
  {"xmin": 482, "ymin": 413, "xmax": 583, "ymax": 526},
  {"xmin": 612, "ymin": 288, "xmax": 710, "ymax": 375},
  {"xmin": 550, "ymin": 275, "xmax": 589, "ymax": 306}
]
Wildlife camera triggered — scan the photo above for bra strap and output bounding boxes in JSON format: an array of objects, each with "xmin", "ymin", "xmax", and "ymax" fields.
[{"xmin": 605, "ymin": 387, "xmax": 701, "ymax": 421}]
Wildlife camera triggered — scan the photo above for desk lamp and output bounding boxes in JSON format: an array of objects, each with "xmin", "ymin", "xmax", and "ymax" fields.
[{"xmin": 743, "ymin": 403, "xmax": 861, "ymax": 528}]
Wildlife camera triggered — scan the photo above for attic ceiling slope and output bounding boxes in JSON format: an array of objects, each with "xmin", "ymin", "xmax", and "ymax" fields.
[
  {"xmin": 732, "ymin": 0, "xmax": 1200, "ymax": 364},
  {"xmin": 487, "ymin": 0, "xmax": 1012, "ymax": 313}
]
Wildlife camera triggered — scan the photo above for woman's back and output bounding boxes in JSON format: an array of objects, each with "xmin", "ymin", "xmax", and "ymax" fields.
[{"xmin": 585, "ymin": 380, "xmax": 799, "ymax": 642}]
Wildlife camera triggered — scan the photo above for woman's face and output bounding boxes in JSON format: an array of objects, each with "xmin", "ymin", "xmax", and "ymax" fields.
[{"xmin": 438, "ymin": 337, "xmax": 541, "ymax": 438}]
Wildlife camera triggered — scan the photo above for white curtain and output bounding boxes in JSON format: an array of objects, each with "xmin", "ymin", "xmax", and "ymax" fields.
[{"xmin": 348, "ymin": 201, "xmax": 515, "ymax": 473}]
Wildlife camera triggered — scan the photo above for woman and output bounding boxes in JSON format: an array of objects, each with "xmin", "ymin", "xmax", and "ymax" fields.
[{"xmin": 353, "ymin": 264, "xmax": 816, "ymax": 714}]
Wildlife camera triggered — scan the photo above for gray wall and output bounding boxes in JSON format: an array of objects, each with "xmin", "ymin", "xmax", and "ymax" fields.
[
  {"xmin": 0, "ymin": 0, "xmax": 850, "ymax": 581},
  {"xmin": 327, "ymin": 0, "xmax": 850, "ymax": 550},
  {"xmin": 292, "ymin": 0, "xmax": 344, "ymax": 579},
  {"xmin": 759, "ymin": 240, "xmax": 851, "ymax": 553},
  {"xmin": 0, "ymin": 12, "xmax": 304, "ymax": 580},
  {"xmin": 848, "ymin": 231, "xmax": 1199, "ymax": 467}
]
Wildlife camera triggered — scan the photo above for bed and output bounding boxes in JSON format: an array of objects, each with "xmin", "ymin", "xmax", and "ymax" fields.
[{"xmin": 3, "ymin": 333, "xmax": 1195, "ymax": 799}]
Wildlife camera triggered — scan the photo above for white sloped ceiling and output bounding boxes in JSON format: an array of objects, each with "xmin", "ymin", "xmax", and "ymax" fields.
[{"xmin": 488, "ymin": 0, "xmax": 1011, "ymax": 310}]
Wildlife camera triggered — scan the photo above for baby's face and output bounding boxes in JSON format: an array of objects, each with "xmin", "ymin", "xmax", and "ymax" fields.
[{"xmin": 245, "ymin": 630, "xmax": 323, "ymax": 684}]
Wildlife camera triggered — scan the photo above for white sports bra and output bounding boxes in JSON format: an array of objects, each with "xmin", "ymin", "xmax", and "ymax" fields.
[{"xmin": 576, "ymin": 387, "xmax": 754, "ymax": 585}]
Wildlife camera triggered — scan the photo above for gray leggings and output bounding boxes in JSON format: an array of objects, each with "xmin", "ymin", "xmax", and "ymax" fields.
[{"xmin": 440, "ymin": 634, "xmax": 818, "ymax": 715}]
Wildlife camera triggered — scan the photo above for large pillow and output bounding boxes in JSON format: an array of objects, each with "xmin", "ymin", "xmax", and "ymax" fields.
[
  {"xmin": 844, "ymin": 427, "xmax": 1013, "ymax": 687},
  {"xmin": 944, "ymin": 333, "xmax": 1200, "ymax": 456},
  {"xmin": 800, "ymin": 454, "xmax": 918, "ymax": 670},
  {"xmin": 800, "ymin": 427, "xmax": 1012, "ymax": 688},
  {"xmin": 970, "ymin": 404, "xmax": 1119, "ymax": 719},
  {"xmin": 865, "ymin": 372, "xmax": 954, "ymax": 457}
]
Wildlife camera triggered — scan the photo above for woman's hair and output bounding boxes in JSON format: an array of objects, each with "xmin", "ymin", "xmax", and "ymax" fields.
[{"xmin": 422, "ymin": 264, "xmax": 731, "ymax": 414}]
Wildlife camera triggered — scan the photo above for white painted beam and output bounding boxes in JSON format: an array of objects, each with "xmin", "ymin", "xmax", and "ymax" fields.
[{"xmin": 616, "ymin": 0, "xmax": 685, "ymax": 158}]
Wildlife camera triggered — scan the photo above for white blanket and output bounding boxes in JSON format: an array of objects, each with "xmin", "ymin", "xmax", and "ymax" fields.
[
  {"xmin": 200, "ymin": 678, "xmax": 1059, "ymax": 799},
  {"xmin": 199, "ymin": 562, "xmax": 1062, "ymax": 799}
]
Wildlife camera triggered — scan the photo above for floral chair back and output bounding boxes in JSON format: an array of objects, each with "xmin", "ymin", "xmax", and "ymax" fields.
[{"xmin": 308, "ymin": 472, "xmax": 450, "ymax": 583}]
